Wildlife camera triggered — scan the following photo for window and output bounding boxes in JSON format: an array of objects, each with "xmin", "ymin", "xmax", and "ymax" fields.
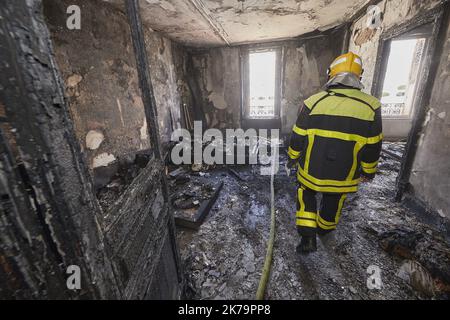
[
  {"xmin": 242, "ymin": 48, "xmax": 281, "ymax": 120},
  {"xmin": 249, "ymin": 51, "xmax": 276, "ymax": 118},
  {"xmin": 380, "ymin": 38, "xmax": 426, "ymax": 117}
]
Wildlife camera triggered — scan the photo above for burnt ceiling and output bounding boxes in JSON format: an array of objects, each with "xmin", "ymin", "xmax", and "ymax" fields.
[{"xmin": 107, "ymin": 0, "xmax": 371, "ymax": 47}]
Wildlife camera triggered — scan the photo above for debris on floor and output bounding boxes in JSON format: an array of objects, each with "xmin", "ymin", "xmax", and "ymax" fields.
[
  {"xmin": 383, "ymin": 141, "xmax": 406, "ymax": 158},
  {"xmin": 175, "ymin": 142, "xmax": 450, "ymax": 300},
  {"xmin": 381, "ymin": 141, "xmax": 406, "ymax": 162},
  {"xmin": 378, "ymin": 227, "xmax": 450, "ymax": 296},
  {"xmin": 169, "ymin": 166, "xmax": 224, "ymax": 230}
]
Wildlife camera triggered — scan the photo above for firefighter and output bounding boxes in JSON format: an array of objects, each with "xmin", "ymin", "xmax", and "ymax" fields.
[{"xmin": 287, "ymin": 52, "xmax": 383, "ymax": 254}]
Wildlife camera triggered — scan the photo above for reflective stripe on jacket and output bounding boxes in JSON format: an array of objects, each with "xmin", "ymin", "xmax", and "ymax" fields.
[{"xmin": 288, "ymin": 87, "xmax": 383, "ymax": 193}]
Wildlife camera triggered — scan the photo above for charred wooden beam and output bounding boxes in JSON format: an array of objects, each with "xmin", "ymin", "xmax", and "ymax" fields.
[
  {"xmin": 125, "ymin": 0, "xmax": 183, "ymax": 298},
  {"xmin": 125, "ymin": 0, "xmax": 163, "ymax": 161}
]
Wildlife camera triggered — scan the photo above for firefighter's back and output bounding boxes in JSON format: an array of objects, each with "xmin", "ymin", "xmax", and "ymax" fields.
[{"xmin": 295, "ymin": 87, "xmax": 382, "ymax": 194}]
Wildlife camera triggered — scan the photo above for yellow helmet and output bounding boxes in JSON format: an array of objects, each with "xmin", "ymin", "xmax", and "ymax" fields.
[{"xmin": 327, "ymin": 52, "xmax": 363, "ymax": 78}]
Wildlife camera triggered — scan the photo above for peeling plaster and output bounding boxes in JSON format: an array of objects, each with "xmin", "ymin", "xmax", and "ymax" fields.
[
  {"xmin": 353, "ymin": 27, "xmax": 378, "ymax": 46},
  {"xmin": 93, "ymin": 153, "xmax": 116, "ymax": 168},
  {"xmin": 208, "ymin": 91, "xmax": 227, "ymax": 110},
  {"xmin": 67, "ymin": 73, "xmax": 82, "ymax": 88},
  {"xmin": 86, "ymin": 130, "xmax": 104, "ymax": 150}
]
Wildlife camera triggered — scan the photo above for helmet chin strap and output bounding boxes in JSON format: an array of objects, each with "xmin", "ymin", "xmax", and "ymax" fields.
[{"xmin": 323, "ymin": 72, "xmax": 365, "ymax": 90}]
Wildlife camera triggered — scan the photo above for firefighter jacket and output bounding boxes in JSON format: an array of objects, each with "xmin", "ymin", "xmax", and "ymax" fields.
[{"xmin": 288, "ymin": 87, "xmax": 383, "ymax": 193}]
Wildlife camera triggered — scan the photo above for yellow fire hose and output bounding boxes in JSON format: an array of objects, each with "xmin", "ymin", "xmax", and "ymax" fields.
[{"xmin": 256, "ymin": 162, "xmax": 276, "ymax": 300}]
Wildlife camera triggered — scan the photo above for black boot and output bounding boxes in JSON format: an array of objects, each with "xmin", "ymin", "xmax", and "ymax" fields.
[{"xmin": 296, "ymin": 235, "xmax": 317, "ymax": 254}]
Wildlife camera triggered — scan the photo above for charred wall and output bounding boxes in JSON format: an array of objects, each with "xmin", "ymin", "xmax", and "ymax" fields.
[
  {"xmin": 409, "ymin": 8, "xmax": 450, "ymax": 221},
  {"xmin": 181, "ymin": 28, "xmax": 345, "ymax": 134},
  {"xmin": 144, "ymin": 27, "xmax": 184, "ymax": 151},
  {"xmin": 281, "ymin": 28, "xmax": 346, "ymax": 134},
  {"xmin": 43, "ymin": 0, "xmax": 183, "ymax": 187},
  {"xmin": 43, "ymin": 0, "xmax": 149, "ymax": 171},
  {"xmin": 187, "ymin": 47, "xmax": 241, "ymax": 129}
]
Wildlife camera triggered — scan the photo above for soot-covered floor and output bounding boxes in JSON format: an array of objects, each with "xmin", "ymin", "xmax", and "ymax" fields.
[{"xmin": 175, "ymin": 143, "xmax": 450, "ymax": 300}]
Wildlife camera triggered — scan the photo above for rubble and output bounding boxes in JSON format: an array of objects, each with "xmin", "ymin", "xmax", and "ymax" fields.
[
  {"xmin": 379, "ymin": 227, "xmax": 450, "ymax": 297},
  {"xmin": 176, "ymin": 142, "xmax": 450, "ymax": 300},
  {"xmin": 397, "ymin": 260, "xmax": 436, "ymax": 296},
  {"xmin": 169, "ymin": 166, "xmax": 224, "ymax": 230},
  {"xmin": 227, "ymin": 167, "xmax": 246, "ymax": 181}
]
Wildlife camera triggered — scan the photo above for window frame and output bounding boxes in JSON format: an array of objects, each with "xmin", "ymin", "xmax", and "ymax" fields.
[
  {"xmin": 372, "ymin": 17, "xmax": 437, "ymax": 121},
  {"xmin": 378, "ymin": 37, "xmax": 428, "ymax": 119},
  {"xmin": 241, "ymin": 46, "xmax": 283, "ymax": 121},
  {"xmin": 373, "ymin": 23, "xmax": 434, "ymax": 120}
]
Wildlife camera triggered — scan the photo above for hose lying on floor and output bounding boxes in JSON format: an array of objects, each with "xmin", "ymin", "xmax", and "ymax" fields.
[{"xmin": 256, "ymin": 160, "xmax": 276, "ymax": 300}]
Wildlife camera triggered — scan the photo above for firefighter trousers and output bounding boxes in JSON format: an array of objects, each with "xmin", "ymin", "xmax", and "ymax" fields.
[{"xmin": 296, "ymin": 185, "xmax": 348, "ymax": 237}]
